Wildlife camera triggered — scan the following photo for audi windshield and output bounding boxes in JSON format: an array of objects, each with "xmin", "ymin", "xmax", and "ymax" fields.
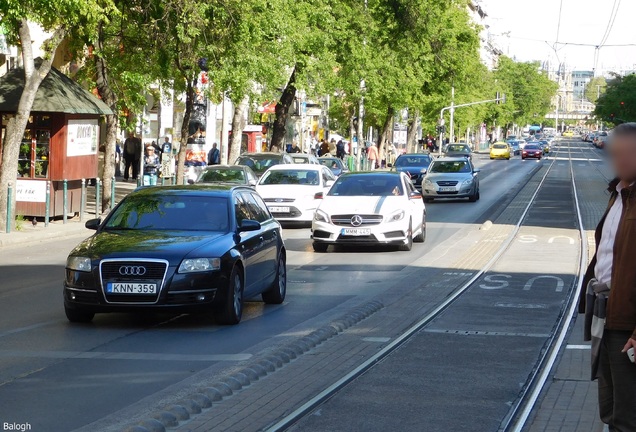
[{"xmin": 103, "ymin": 194, "xmax": 230, "ymax": 232}]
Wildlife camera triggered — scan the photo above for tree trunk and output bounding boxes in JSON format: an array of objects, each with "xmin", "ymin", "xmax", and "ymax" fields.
[
  {"xmin": 229, "ymin": 95, "xmax": 249, "ymax": 163},
  {"xmin": 0, "ymin": 21, "xmax": 65, "ymax": 231},
  {"xmin": 377, "ymin": 107, "xmax": 394, "ymax": 163},
  {"xmin": 407, "ymin": 109, "xmax": 420, "ymax": 153},
  {"xmin": 271, "ymin": 65, "xmax": 298, "ymax": 151},
  {"xmin": 176, "ymin": 80, "xmax": 194, "ymax": 185},
  {"xmin": 94, "ymin": 22, "xmax": 118, "ymax": 212}
]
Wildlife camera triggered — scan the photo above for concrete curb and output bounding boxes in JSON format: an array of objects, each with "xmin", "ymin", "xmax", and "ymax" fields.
[{"xmin": 122, "ymin": 300, "xmax": 384, "ymax": 432}]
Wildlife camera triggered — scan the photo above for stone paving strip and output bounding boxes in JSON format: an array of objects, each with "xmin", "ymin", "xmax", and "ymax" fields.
[{"xmin": 112, "ymin": 160, "xmax": 554, "ymax": 432}]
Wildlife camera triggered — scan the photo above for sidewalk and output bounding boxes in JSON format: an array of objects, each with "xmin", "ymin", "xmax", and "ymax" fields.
[
  {"xmin": 0, "ymin": 179, "xmax": 137, "ymax": 248},
  {"xmin": 525, "ymin": 315, "xmax": 605, "ymax": 432}
]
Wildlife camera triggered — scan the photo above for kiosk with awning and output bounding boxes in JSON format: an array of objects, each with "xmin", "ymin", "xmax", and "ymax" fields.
[{"xmin": 0, "ymin": 62, "xmax": 112, "ymax": 217}]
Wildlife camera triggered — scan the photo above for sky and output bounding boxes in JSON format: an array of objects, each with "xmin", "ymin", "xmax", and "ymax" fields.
[{"xmin": 480, "ymin": 0, "xmax": 636, "ymax": 74}]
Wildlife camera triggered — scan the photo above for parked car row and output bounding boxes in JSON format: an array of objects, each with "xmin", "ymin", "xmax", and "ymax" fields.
[{"xmin": 583, "ymin": 131, "xmax": 610, "ymax": 149}]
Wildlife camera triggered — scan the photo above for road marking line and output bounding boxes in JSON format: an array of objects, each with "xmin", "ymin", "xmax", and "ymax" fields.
[
  {"xmin": 0, "ymin": 320, "xmax": 58, "ymax": 339},
  {"xmin": 566, "ymin": 344, "xmax": 591, "ymax": 350},
  {"xmin": 362, "ymin": 337, "xmax": 391, "ymax": 343},
  {"xmin": 0, "ymin": 350, "xmax": 252, "ymax": 361}
]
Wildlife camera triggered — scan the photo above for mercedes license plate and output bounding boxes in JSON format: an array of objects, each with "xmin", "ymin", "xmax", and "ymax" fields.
[
  {"xmin": 269, "ymin": 206, "xmax": 290, "ymax": 213},
  {"xmin": 439, "ymin": 187, "xmax": 456, "ymax": 192},
  {"xmin": 107, "ymin": 282, "xmax": 157, "ymax": 295},
  {"xmin": 342, "ymin": 228, "xmax": 371, "ymax": 236}
]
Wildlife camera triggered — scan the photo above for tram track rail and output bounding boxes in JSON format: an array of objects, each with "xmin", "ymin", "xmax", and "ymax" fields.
[{"xmin": 266, "ymin": 141, "xmax": 587, "ymax": 432}]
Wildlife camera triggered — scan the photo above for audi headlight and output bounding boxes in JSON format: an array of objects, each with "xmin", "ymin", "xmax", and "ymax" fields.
[
  {"xmin": 67, "ymin": 256, "xmax": 92, "ymax": 272},
  {"xmin": 178, "ymin": 258, "xmax": 221, "ymax": 273},
  {"xmin": 314, "ymin": 209, "xmax": 329, "ymax": 223},
  {"xmin": 388, "ymin": 210, "xmax": 405, "ymax": 222}
]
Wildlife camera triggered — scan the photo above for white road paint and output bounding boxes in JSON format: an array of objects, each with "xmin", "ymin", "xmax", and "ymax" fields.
[
  {"xmin": 548, "ymin": 235, "xmax": 575, "ymax": 245},
  {"xmin": 523, "ymin": 276, "xmax": 565, "ymax": 292},
  {"xmin": 479, "ymin": 274, "xmax": 512, "ymax": 290}
]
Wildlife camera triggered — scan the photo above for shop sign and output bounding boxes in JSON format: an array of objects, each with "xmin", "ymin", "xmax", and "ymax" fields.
[
  {"xmin": 67, "ymin": 119, "xmax": 99, "ymax": 157},
  {"xmin": 16, "ymin": 180, "xmax": 46, "ymax": 203}
]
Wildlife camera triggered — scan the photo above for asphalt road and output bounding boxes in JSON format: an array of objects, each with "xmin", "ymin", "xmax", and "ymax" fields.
[{"xmin": 0, "ymin": 153, "xmax": 540, "ymax": 432}]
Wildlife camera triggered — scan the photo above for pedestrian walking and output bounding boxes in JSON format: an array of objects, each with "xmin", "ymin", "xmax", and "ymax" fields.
[
  {"xmin": 367, "ymin": 143, "xmax": 378, "ymax": 170},
  {"xmin": 207, "ymin": 143, "xmax": 220, "ymax": 165},
  {"xmin": 581, "ymin": 122, "xmax": 636, "ymax": 431},
  {"xmin": 319, "ymin": 140, "xmax": 329, "ymax": 156},
  {"xmin": 123, "ymin": 132, "xmax": 141, "ymax": 181},
  {"xmin": 142, "ymin": 145, "xmax": 160, "ymax": 186},
  {"xmin": 336, "ymin": 140, "xmax": 345, "ymax": 159}
]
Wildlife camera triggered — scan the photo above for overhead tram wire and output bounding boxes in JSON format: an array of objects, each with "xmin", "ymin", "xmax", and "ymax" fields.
[{"xmin": 595, "ymin": 0, "xmax": 622, "ymax": 72}]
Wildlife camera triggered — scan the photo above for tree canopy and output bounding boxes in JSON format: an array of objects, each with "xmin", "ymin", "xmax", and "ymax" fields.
[{"xmin": 594, "ymin": 74, "xmax": 636, "ymax": 125}]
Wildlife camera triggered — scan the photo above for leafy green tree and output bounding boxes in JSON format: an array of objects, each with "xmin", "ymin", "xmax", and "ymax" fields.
[
  {"xmin": 594, "ymin": 74, "xmax": 636, "ymax": 124},
  {"xmin": 493, "ymin": 57, "xmax": 557, "ymax": 126},
  {"xmin": 0, "ymin": 0, "xmax": 113, "ymax": 231},
  {"xmin": 585, "ymin": 76, "xmax": 607, "ymax": 103}
]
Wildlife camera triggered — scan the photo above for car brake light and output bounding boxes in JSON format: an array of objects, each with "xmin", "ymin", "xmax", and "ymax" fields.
[{"xmin": 314, "ymin": 192, "xmax": 324, "ymax": 199}]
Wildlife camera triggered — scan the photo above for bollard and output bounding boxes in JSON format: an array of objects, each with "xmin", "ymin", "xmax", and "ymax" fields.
[
  {"xmin": 80, "ymin": 179, "xmax": 86, "ymax": 222},
  {"xmin": 110, "ymin": 177, "xmax": 116, "ymax": 210},
  {"xmin": 62, "ymin": 179, "xmax": 68, "ymax": 224},
  {"xmin": 44, "ymin": 181, "xmax": 50, "ymax": 227},
  {"xmin": 95, "ymin": 179, "xmax": 101, "ymax": 216},
  {"xmin": 6, "ymin": 182, "xmax": 13, "ymax": 233}
]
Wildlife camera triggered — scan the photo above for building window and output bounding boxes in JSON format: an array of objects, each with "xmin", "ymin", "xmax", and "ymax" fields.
[{"xmin": 16, "ymin": 115, "xmax": 51, "ymax": 179}]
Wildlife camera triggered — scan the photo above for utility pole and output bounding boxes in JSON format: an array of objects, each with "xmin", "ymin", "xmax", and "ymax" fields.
[
  {"xmin": 449, "ymin": 86, "xmax": 455, "ymax": 143},
  {"xmin": 356, "ymin": 82, "xmax": 365, "ymax": 170},
  {"xmin": 220, "ymin": 92, "xmax": 229, "ymax": 164},
  {"xmin": 555, "ymin": 94, "xmax": 560, "ymax": 133}
]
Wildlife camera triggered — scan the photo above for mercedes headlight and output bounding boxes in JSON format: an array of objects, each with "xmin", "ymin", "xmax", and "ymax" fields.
[
  {"xmin": 178, "ymin": 258, "xmax": 221, "ymax": 273},
  {"xmin": 388, "ymin": 210, "xmax": 405, "ymax": 222},
  {"xmin": 67, "ymin": 256, "xmax": 92, "ymax": 272},
  {"xmin": 314, "ymin": 209, "xmax": 329, "ymax": 223}
]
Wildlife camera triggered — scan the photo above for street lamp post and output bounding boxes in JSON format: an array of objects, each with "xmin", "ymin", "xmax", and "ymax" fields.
[{"xmin": 449, "ymin": 87, "xmax": 455, "ymax": 143}]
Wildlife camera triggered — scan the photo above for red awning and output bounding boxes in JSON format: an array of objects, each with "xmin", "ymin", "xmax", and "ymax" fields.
[{"xmin": 257, "ymin": 101, "xmax": 277, "ymax": 114}]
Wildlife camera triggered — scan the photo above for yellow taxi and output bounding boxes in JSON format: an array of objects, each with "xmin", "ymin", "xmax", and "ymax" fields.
[
  {"xmin": 562, "ymin": 130, "xmax": 574, "ymax": 137},
  {"xmin": 489, "ymin": 142, "xmax": 511, "ymax": 160}
]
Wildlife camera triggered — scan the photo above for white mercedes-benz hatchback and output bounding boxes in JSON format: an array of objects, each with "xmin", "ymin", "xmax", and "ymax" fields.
[
  {"xmin": 311, "ymin": 172, "xmax": 426, "ymax": 252},
  {"xmin": 256, "ymin": 164, "xmax": 336, "ymax": 222}
]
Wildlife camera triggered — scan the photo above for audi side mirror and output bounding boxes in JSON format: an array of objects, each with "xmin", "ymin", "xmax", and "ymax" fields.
[
  {"xmin": 85, "ymin": 218, "xmax": 101, "ymax": 230},
  {"xmin": 238, "ymin": 220, "xmax": 261, "ymax": 232}
]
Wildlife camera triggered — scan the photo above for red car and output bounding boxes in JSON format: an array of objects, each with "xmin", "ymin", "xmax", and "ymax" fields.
[{"xmin": 522, "ymin": 144, "xmax": 543, "ymax": 160}]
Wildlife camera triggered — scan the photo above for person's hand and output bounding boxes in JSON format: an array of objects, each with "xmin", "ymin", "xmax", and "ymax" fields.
[{"xmin": 621, "ymin": 337, "xmax": 636, "ymax": 353}]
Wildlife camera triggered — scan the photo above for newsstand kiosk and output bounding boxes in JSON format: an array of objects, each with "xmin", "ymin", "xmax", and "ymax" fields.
[{"xmin": 0, "ymin": 63, "xmax": 112, "ymax": 217}]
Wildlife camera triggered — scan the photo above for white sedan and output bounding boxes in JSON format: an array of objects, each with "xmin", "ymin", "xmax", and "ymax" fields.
[
  {"xmin": 256, "ymin": 164, "xmax": 336, "ymax": 222},
  {"xmin": 311, "ymin": 172, "xmax": 426, "ymax": 252}
]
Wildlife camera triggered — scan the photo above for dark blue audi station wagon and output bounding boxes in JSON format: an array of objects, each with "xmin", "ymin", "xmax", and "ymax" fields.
[{"xmin": 63, "ymin": 185, "xmax": 286, "ymax": 325}]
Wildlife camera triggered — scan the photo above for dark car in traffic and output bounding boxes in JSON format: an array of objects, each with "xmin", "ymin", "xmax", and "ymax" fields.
[
  {"xmin": 444, "ymin": 144, "xmax": 472, "ymax": 160},
  {"xmin": 393, "ymin": 153, "xmax": 433, "ymax": 191},
  {"xmin": 235, "ymin": 152, "xmax": 294, "ymax": 177},
  {"xmin": 194, "ymin": 165, "xmax": 258, "ymax": 186},
  {"xmin": 522, "ymin": 144, "xmax": 543, "ymax": 160},
  {"xmin": 63, "ymin": 185, "xmax": 287, "ymax": 325}
]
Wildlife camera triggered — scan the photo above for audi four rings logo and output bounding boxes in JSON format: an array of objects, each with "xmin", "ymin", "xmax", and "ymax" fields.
[
  {"xmin": 119, "ymin": 266, "xmax": 147, "ymax": 276},
  {"xmin": 350, "ymin": 215, "xmax": 363, "ymax": 227}
]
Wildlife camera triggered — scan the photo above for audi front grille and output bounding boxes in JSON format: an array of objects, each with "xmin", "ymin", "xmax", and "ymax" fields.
[
  {"xmin": 99, "ymin": 259, "xmax": 169, "ymax": 304},
  {"xmin": 331, "ymin": 214, "xmax": 384, "ymax": 227}
]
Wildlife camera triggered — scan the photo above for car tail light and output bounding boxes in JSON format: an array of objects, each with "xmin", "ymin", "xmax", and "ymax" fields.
[{"xmin": 314, "ymin": 192, "xmax": 324, "ymax": 199}]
